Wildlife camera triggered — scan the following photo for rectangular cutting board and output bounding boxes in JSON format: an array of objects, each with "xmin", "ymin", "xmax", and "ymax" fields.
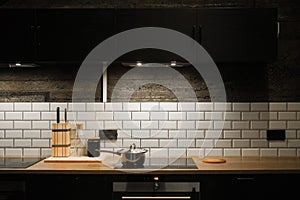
[{"xmin": 44, "ymin": 156, "xmax": 102, "ymax": 163}]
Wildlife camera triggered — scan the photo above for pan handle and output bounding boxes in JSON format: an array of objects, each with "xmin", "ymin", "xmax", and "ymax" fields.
[{"xmin": 98, "ymin": 149, "xmax": 122, "ymax": 156}]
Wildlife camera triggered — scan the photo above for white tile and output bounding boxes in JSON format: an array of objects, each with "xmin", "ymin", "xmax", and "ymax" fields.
[
  {"xmin": 251, "ymin": 121, "xmax": 268, "ymax": 129},
  {"xmin": 269, "ymin": 103, "xmax": 286, "ymax": 111},
  {"xmin": 251, "ymin": 103, "xmax": 268, "ymax": 111},
  {"xmin": 187, "ymin": 148, "xmax": 205, "ymax": 157},
  {"xmin": 205, "ymin": 149, "xmax": 223, "ymax": 157},
  {"xmin": 260, "ymin": 112, "xmax": 277, "ymax": 120},
  {"xmin": 251, "ymin": 139, "xmax": 268, "ymax": 148},
  {"xmin": 141, "ymin": 121, "xmax": 158, "ymax": 129},
  {"xmin": 169, "ymin": 112, "xmax": 186, "ymax": 120},
  {"xmin": 0, "ymin": 149, "xmax": 4, "ymax": 156},
  {"xmin": 196, "ymin": 139, "xmax": 214, "ymax": 148},
  {"xmin": 5, "ymin": 130, "xmax": 22, "ymax": 138},
  {"xmin": 287, "ymin": 121, "xmax": 300, "ymax": 129},
  {"xmin": 50, "ymin": 103, "xmax": 68, "ymax": 111},
  {"xmin": 132, "ymin": 130, "xmax": 150, "ymax": 138},
  {"xmin": 115, "ymin": 130, "xmax": 131, "ymax": 139},
  {"xmin": 5, "ymin": 112, "xmax": 22, "ymax": 120},
  {"xmin": 214, "ymin": 121, "xmax": 231, "ymax": 129},
  {"xmin": 150, "ymin": 130, "xmax": 168, "ymax": 138},
  {"xmin": 141, "ymin": 139, "xmax": 159, "ymax": 147},
  {"xmin": 24, "ymin": 112, "xmax": 41, "ymax": 120},
  {"xmin": 5, "ymin": 148, "xmax": 22, "ymax": 156},
  {"xmin": 169, "ymin": 130, "xmax": 186, "ymax": 138},
  {"xmin": 286, "ymin": 130, "xmax": 297, "ymax": 139},
  {"xmin": 269, "ymin": 121, "xmax": 286, "ymax": 129},
  {"xmin": 260, "ymin": 148, "xmax": 277, "ymax": 157},
  {"xmin": 104, "ymin": 103, "xmax": 123, "ymax": 111},
  {"xmin": 205, "ymin": 112, "xmax": 223, "ymax": 120},
  {"xmin": 196, "ymin": 121, "xmax": 213, "ymax": 129},
  {"xmin": 86, "ymin": 103, "xmax": 104, "ymax": 111},
  {"xmin": 24, "ymin": 148, "xmax": 41, "ymax": 156},
  {"xmin": 186, "ymin": 130, "xmax": 205, "ymax": 139},
  {"xmin": 14, "ymin": 103, "xmax": 31, "ymax": 111},
  {"xmin": 224, "ymin": 149, "xmax": 241, "ymax": 157},
  {"xmin": 96, "ymin": 112, "xmax": 113, "ymax": 120},
  {"xmin": 298, "ymin": 112, "xmax": 300, "ymax": 120},
  {"xmin": 242, "ymin": 149, "xmax": 260, "ymax": 157},
  {"xmin": 278, "ymin": 112, "xmax": 297, "ymax": 120},
  {"xmin": 150, "ymin": 112, "xmax": 168, "ymax": 120},
  {"xmin": 215, "ymin": 139, "xmax": 232, "ymax": 148},
  {"xmin": 0, "ymin": 112, "xmax": 4, "ymax": 120},
  {"xmin": 150, "ymin": 148, "xmax": 168, "ymax": 158},
  {"xmin": 77, "ymin": 112, "xmax": 96, "ymax": 120},
  {"xmin": 141, "ymin": 102, "xmax": 159, "ymax": 111},
  {"xmin": 0, "ymin": 121, "xmax": 13, "ymax": 129},
  {"xmin": 242, "ymin": 130, "xmax": 259, "ymax": 139},
  {"xmin": 0, "ymin": 139, "xmax": 13, "ymax": 147},
  {"xmin": 260, "ymin": 130, "xmax": 267, "ymax": 139},
  {"xmin": 66, "ymin": 112, "xmax": 77, "ymax": 121},
  {"xmin": 233, "ymin": 139, "xmax": 250, "ymax": 148},
  {"xmin": 205, "ymin": 130, "xmax": 222, "ymax": 139},
  {"xmin": 168, "ymin": 148, "xmax": 186, "ymax": 158},
  {"xmin": 122, "ymin": 139, "xmax": 141, "ymax": 147},
  {"xmin": 233, "ymin": 103, "xmax": 250, "ymax": 111},
  {"xmin": 159, "ymin": 103, "xmax": 177, "ymax": 111},
  {"xmin": 159, "ymin": 121, "xmax": 177, "ymax": 129},
  {"xmin": 178, "ymin": 121, "xmax": 195, "ymax": 129},
  {"xmin": 224, "ymin": 112, "xmax": 241, "ymax": 120},
  {"xmin": 223, "ymin": 130, "xmax": 241, "ymax": 139},
  {"xmin": 123, "ymin": 121, "xmax": 140, "ymax": 129},
  {"xmin": 187, "ymin": 112, "xmax": 204, "ymax": 120},
  {"xmin": 196, "ymin": 102, "xmax": 213, "ymax": 111},
  {"xmin": 0, "ymin": 103, "xmax": 13, "ymax": 111},
  {"xmin": 278, "ymin": 149, "xmax": 296, "ymax": 157},
  {"xmin": 32, "ymin": 103, "xmax": 49, "ymax": 111},
  {"xmin": 232, "ymin": 121, "xmax": 249, "ymax": 129},
  {"xmin": 79, "ymin": 130, "xmax": 96, "ymax": 139},
  {"xmin": 269, "ymin": 141, "xmax": 287, "ymax": 148},
  {"xmin": 41, "ymin": 148, "xmax": 52, "ymax": 157},
  {"xmin": 132, "ymin": 112, "xmax": 149, "ymax": 120},
  {"xmin": 214, "ymin": 102, "xmax": 232, "ymax": 111},
  {"xmin": 122, "ymin": 102, "xmax": 140, "ymax": 111},
  {"xmin": 178, "ymin": 102, "xmax": 195, "ymax": 111},
  {"xmin": 114, "ymin": 112, "xmax": 131, "ymax": 120},
  {"xmin": 14, "ymin": 139, "xmax": 31, "ymax": 147},
  {"xmin": 0, "ymin": 130, "xmax": 4, "ymax": 138},
  {"xmin": 160, "ymin": 139, "xmax": 177, "ymax": 147},
  {"xmin": 104, "ymin": 121, "xmax": 120, "ymax": 129},
  {"xmin": 178, "ymin": 139, "xmax": 195, "ymax": 148},
  {"xmin": 288, "ymin": 140, "xmax": 300, "ymax": 148},
  {"xmin": 104, "ymin": 140, "xmax": 122, "ymax": 148},
  {"xmin": 86, "ymin": 121, "xmax": 104, "ymax": 129},
  {"xmin": 32, "ymin": 139, "xmax": 50, "ymax": 147},
  {"xmin": 32, "ymin": 121, "xmax": 49, "ymax": 129},
  {"xmin": 41, "ymin": 112, "xmax": 56, "ymax": 120},
  {"xmin": 287, "ymin": 103, "xmax": 300, "ymax": 111},
  {"xmin": 242, "ymin": 112, "xmax": 259, "ymax": 120},
  {"xmin": 41, "ymin": 130, "xmax": 51, "ymax": 139},
  {"xmin": 68, "ymin": 103, "xmax": 86, "ymax": 111}
]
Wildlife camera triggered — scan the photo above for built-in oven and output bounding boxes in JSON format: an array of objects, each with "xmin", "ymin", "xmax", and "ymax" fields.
[{"xmin": 112, "ymin": 175, "xmax": 200, "ymax": 200}]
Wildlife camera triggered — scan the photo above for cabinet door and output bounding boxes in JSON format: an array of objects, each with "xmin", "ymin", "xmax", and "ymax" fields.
[
  {"xmin": 197, "ymin": 8, "xmax": 278, "ymax": 63},
  {"xmin": 0, "ymin": 9, "xmax": 35, "ymax": 62},
  {"xmin": 36, "ymin": 9, "xmax": 115, "ymax": 63},
  {"xmin": 115, "ymin": 9, "xmax": 197, "ymax": 63}
]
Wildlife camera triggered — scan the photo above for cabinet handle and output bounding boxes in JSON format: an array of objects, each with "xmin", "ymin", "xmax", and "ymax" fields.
[
  {"xmin": 122, "ymin": 196, "xmax": 191, "ymax": 199},
  {"xmin": 198, "ymin": 25, "xmax": 202, "ymax": 44},
  {"xmin": 236, "ymin": 177, "xmax": 255, "ymax": 181}
]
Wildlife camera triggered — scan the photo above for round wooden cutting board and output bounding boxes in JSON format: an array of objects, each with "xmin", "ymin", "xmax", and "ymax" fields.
[{"xmin": 202, "ymin": 157, "xmax": 226, "ymax": 163}]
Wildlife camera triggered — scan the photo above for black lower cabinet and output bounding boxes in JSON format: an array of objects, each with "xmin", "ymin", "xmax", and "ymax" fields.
[
  {"xmin": 200, "ymin": 174, "xmax": 300, "ymax": 200},
  {"xmin": 0, "ymin": 175, "xmax": 26, "ymax": 200}
]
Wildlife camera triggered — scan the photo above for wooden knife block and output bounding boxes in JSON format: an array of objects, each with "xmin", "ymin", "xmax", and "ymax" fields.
[{"xmin": 52, "ymin": 123, "xmax": 71, "ymax": 157}]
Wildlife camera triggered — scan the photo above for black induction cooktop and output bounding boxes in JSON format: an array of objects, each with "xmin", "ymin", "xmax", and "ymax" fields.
[
  {"xmin": 114, "ymin": 157, "xmax": 197, "ymax": 169},
  {"xmin": 0, "ymin": 157, "xmax": 44, "ymax": 168}
]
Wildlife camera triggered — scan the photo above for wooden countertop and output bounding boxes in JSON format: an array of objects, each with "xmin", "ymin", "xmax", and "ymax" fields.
[{"xmin": 1, "ymin": 157, "xmax": 300, "ymax": 174}]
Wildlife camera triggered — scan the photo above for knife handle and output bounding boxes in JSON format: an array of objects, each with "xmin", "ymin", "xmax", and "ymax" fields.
[
  {"xmin": 64, "ymin": 108, "xmax": 67, "ymax": 123},
  {"xmin": 56, "ymin": 107, "xmax": 60, "ymax": 124}
]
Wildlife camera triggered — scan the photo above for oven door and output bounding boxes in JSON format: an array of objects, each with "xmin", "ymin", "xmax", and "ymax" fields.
[{"xmin": 112, "ymin": 182, "xmax": 200, "ymax": 200}]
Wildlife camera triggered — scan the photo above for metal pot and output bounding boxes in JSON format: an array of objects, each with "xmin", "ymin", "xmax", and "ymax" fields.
[{"xmin": 100, "ymin": 143, "xmax": 148, "ymax": 167}]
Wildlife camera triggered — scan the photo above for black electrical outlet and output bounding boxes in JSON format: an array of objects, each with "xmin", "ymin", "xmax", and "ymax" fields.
[
  {"xmin": 267, "ymin": 130, "xmax": 286, "ymax": 140},
  {"xmin": 99, "ymin": 130, "xmax": 118, "ymax": 140}
]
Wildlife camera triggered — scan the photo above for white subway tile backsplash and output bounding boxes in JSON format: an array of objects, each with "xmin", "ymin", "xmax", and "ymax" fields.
[
  {"xmin": 159, "ymin": 102, "xmax": 177, "ymax": 111},
  {"xmin": 32, "ymin": 121, "xmax": 49, "ymax": 129},
  {"xmin": 278, "ymin": 112, "xmax": 297, "ymax": 120},
  {"xmin": 214, "ymin": 121, "xmax": 232, "ymax": 129},
  {"xmin": 123, "ymin": 121, "xmax": 140, "ymax": 129},
  {"xmin": 187, "ymin": 148, "xmax": 205, "ymax": 157},
  {"xmin": 0, "ymin": 121, "xmax": 13, "ymax": 129},
  {"xmin": 6, "ymin": 148, "xmax": 22, "ymax": 156},
  {"xmin": 269, "ymin": 141, "xmax": 287, "ymax": 148},
  {"xmin": 169, "ymin": 112, "xmax": 186, "ymax": 120},
  {"xmin": 14, "ymin": 121, "xmax": 31, "ymax": 129},
  {"xmin": 86, "ymin": 103, "xmax": 104, "ymax": 111},
  {"xmin": 251, "ymin": 103, "xmax": 268, "ymax": 111},
  {"xmin": 96, "ymin": 112, "xmax": 113, "ymax": 120},
  {"xmin": 260, "ymin": 112, "xmax": 277, "ymax": 120},
  {"xmin": 50, "ymin": 103, "xmax": 68, "ymax": 111},
  {"xmin": 24, "ymin": 148, "xmax": 41, "ymax": 156},
  {"xmin": 250, "ymin": 121, "xmax": 268, "ymax": 129},
  {"xmin": 242, "ymin": 112, "xmax": 259, "ymax": 120},
  {"xmin": 132, "ymin": 112, "xmax": 149, "ymax": 120},
  {"xmin": 5, "ymin": 130, "xmax": 22, "ymax": 138},
  {"xmin": 0, "ymin": 103, "xmax": 13, "ymax": 111},
  {"xmin": 0, "ymin": 149, "xmax": 5, "ymax": 156},
  {"xmin": 196, "ymin": 121, "xmax": 213, "ymax": 129},
  {"xmin": 169, "ymin": 148, "xmax": 186, "ymax": 158},
  {"xmin": 14, "ymin": 139, "xmax": 32, "ymax": 147},
  {"xmin": 41, "ymin": 112, "xmax": 56, "ymax": 120},
  {"xmin": 233, "ymin": 103, "xmax": 250, "ymax": 111},
  {"xmin": 14, "ymin": 103, "xmax": 31, "ymax": 111},
  {"xmin": 178, "ymin": 139, "xmax": 195, "ymax": 148},
  {"xmin": 288, "ymin": 140, "xmax": 300, "ymax": 148},
  {"xmin": 260, "ymin": 148, "xmax": 278, "ymax": 157},
  {"xmin": 24, "ymin": 112, "xmax": 40, "ymax": 120},
  {"xmin": 5, "ymin": 112, "xmax": 22, "ymax": 120},
  {"xmin": 150, "ymin": 148, "xmax": 168, "ymax": 158},
  {"xmin": 196, "ymin": 102, "xmax": 213, "ymax": 111},
  {"xmin": 132, "ymin": 130, "xmax": 150, "ymax": 138},
  {"xmin": 215, "ymin": 140, "xmax": 232, "ymax": 148},
  {"xmin": 287, "ymin": 103, "xmax": 300, "ymax": 111},
  {"xmin": 78, "ymin": 112, "xmax": 96, "ymax": 120},
  {"xmin": 205, "ymin": 130, "xmax": 222, "ymax": 139},
  {"xmin": 269, "ymin": 121, "xmax": 286, "ymax": 129},
  {"xmin": 232, "ymin": 121, "xmax": 249, "ymax": 129},
  {"xmin": 150, "ymin": 112, "xmax": 168, "ymax": 120},
  {"xmin": 224, "ymin": 112, "xmax": 241, "ymax": 120},
  {"xmin": 224, "ymin": 149, "xmax": 241, "ymax": 157},
  {"xmin": 123, "ymin": 139, "xmax": 141, "ymax": 147},
  {"xmin": 0, "ymin": 112, "xmax": 4, "ymax": 120},
  {"xmin": 233, "ymin": 139, "xmax": 250, "ymax": 148},
  {"xmin": 187, "ymin": 112, "xmax": 204, "ymax": 120},
  {"xmin": 242, "ymin": 148, "xmax": 260, "ymax": 157},
  {"xmin": 32, "ymin": 103, "xmax": 49, "ymax": 111},
  {"xmin": 159, "ymin": 121, "xmax": 177, "ymax": 129},
  {"xmin": 205, "ymin": 148, "xmax": 223, "ymax": 157},
  {"xmin": 196, "ymin": 139, "xmax": 214, "ymax": 148},
  {"xmin": 41, "ymin": 148, "xmax": 52, "ymax": 157},
  {"xmin": 122, "ymin": 102, "xmax": 140, "ymax": 111},
  {"xmin": 160, "ymin": 139, "xmax": 177, "ymax": 147},
  {"xmin": 287, "ymin": 121, "xmax": 300, "ymax": 129},
  {"xmin": 86, "ymin": 121, "xmax": 104, "ymax": 130},
  {"xmin": 41, "ymin": 130, "xmax": 51, "ymax": 139},
  {"xmin": 178, "ymin": 102, "xmax": 195, "ymax": 111},
  {"xmin": 0, "ymin": 139, "xmax": 13, "ymax": 147},
  {"xmin": 105, "ymin": 103, "xmax": 123, "ymax": 111},
  {"xmin": 68, "ymin": 103, "xmax": 86, "ymax": 111},
  {"xmin": 178, "ymin": 121, "xmax": 195, "ymax": 129},
  {"xmin": 187, "ymin": 130, "xmax": 205, "ymax": 139},
  {"xmin": 278, "ymin": 149, "xmax": 297, "ymax": 157},
  {"xmin": 32, "ymin": 139, "xmax": 50, "ymax": 147},
  {"xmin": 104, "ymin": 121, "xmax": 120, "ymax": 129},
  {"xmin": 114, "ymin": 112, "xmax": 131, "ymax": 120},
  {"xmin": 169, "ymin": 130, "xmax": 186, "ymax": 138},
  {"xmin": 223, "ymin": 130, "xmax": 241, "ymax": 139},
  {"xmin": 285, "ymin": 130, "xmax": 297, "ymax": 139},
  {"xmin": 251, "ymin": 139, "xmax": 268, "ymax": 148},
  {"xmin": 242, "ymin": 130, "xmax": 260, "ymax": 139},
  {"xmin": 150, "ymin": 130, "xmax": 169, "ymax": 138},
  {"xmin": 141, "ymin": 121, "xmax": 158, "ymax": 129},
  {"xmin": 205, "ymin": 112, "xmax": 223, "ymax": 120},
  {"xmin": 0, "ymin": 130, "xmax": 4, "ymax": 138},
  {"xmin": 214, "ymin": 102, "xmax": 232, "ymax": 111},
  {"xmin": 269, "ymin": 103, "xmax": 286, "ymax": 111},
  {"xmin": 141, "ymin": 139, "xmax": 159, "ymax": 147},
  {"xmin": 141, "ymin": 102, "xmax": 159, "ymax": 111}
]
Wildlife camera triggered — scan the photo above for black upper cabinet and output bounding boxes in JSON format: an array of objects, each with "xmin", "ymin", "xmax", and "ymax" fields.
[
  {"xmin": 35, "ymin": 9, "xmax": 115, "ymax": 63},
  {"xmin": 115, "ymin": 9, "xmax": 197, "ymax": 63},
  {"xmin": 198, "ymin": 8, "xmax": 278, "ymax": 63},
  {"xmin": 0, "ymin": 9, "xmax": 35, "ymax": 63}
]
